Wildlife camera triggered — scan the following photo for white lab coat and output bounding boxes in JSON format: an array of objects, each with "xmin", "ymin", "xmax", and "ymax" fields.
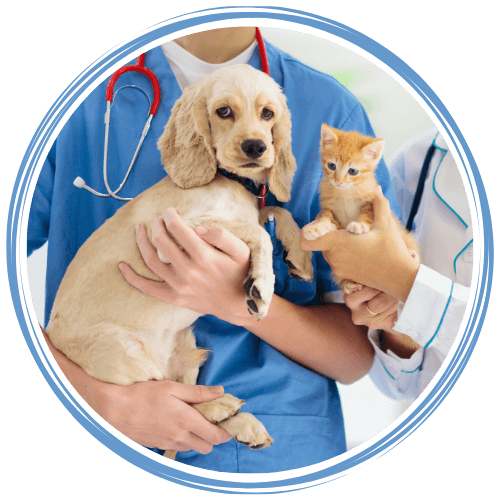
[{"xmin": 368, "ymin": 128, "xmax": 473, "ymax": 399}]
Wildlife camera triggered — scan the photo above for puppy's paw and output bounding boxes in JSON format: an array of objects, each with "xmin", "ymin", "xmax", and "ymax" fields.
[
  {"xmin": 193, "ymin": 393, "xmax": 245, "ymax": 424},
  {"xmin": 218, "ymin": 412, "xmax": 273, "ymax": 450},
  {"xmin": 346, "ymin": 222, "xmax": 370, "ymax": 235},
  {"xmin": 302, "ymin": 220, "xmax": 337, "ymax": 241},
  {"xmin": 243, "ymin": 274, "xmax": 273, "ymax": 320},
  {"xmin": 282, "ymin": 248, "xmax": 314, "ymax": 282}
]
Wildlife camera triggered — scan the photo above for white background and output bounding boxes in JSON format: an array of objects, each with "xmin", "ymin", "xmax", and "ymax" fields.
[{"xmin": 25, "ymin": 22, "xmax": 435, "ymax": 451}]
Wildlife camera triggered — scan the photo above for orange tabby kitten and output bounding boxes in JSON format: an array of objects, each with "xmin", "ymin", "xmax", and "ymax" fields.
[{"xmin": 303, "ymin": 124, "xmax": 420, "ymax": 296}]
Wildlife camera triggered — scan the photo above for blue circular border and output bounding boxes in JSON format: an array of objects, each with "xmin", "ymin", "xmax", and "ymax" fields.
[{"xmin": 7, "ymin": 6, "xmax": 493, "ymax": 494}]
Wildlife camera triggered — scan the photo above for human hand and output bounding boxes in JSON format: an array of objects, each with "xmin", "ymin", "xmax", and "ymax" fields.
[
  {"xmin": 344, "ymin": 286, "xmax": 399, "ymax": 333},
  {"xmin": 300, "ymin": 188, "xmax": 419, "ymax": 301},
  {"xmin": 41, "ymin": 328, "xmax": 231, "ymax": 453},
  {"xmin": 101, "ymin": 379, "xmax": 232, "ymax": 452},
  {"xmin": 343, "ymin": 288, "xmax": 420, "ymax": 358},
  {"xmin": 118, "ymin": 208, "xmax": 252, "ymax": 324}
]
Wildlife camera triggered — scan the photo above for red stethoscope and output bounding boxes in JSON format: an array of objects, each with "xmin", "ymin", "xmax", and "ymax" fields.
[{"xmin": 74, "ymin": 28, "xmax": 270, "ymax": 207}]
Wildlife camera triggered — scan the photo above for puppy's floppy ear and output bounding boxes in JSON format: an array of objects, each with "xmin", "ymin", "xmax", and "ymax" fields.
[
  {"xmin": 268, "ymin": 94, "xmax": 297, "ymax": 202},
  {"xmin": 157, "ymin": 83, "xmax": 217, "ymax": 188}
]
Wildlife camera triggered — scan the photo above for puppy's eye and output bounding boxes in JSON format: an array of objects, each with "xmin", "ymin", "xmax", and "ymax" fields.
[
  {"xmin": 348, "ymin": 168, "xmax": 359, "ymax": 175},
  {"xmin": 327, "ymin": 163, "xmax": 336, "ymax": 170},
  {"xmin": 261, "ymin": 108, "xmax": 274, "ymax": 120},
  {"xmin": 216, "ymin": 106, "xmax": 233, "ymax": 119}
]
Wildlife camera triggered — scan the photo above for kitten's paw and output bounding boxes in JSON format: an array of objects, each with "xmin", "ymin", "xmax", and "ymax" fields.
[
  {"xmin": 303, "ymin": 220, "xmax": 337, "ymax": 240},
  {"xmin": 341, "ymin": 280, "xmax": 364, "ymax": 295},
  {"xmin": 282, "ymin": 248, "xmax": 314, "ymax": 282},
  {"xmin": 346, "ymin": 222, "xmax": 370, "ymax": 235},
  {"xmin": 218, "ymin": 412, "xmax": 274, "ymax": 450}
]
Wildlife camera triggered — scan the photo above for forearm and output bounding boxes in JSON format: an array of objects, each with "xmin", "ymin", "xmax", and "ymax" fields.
[
  {"xmin": 380, "ymin": 259, "xmax": 420, "ymax": 303},
  {"xmin": 40, "ymin": 326, "xmax": 115, "ymax": 418},
  {"xmin": 40, "ymin": 325, "xmax": 232, "ymax": 451},
  {"xmin": 236, "ymin": 296, "xmax": 374, "ymax": 384},
  {"xmin": 379, "ymin": 329, "xmax": 420, "ymax": 358}
]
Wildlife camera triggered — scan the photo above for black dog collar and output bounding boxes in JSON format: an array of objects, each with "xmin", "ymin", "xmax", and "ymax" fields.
[{"xmin": 217, "ymin": 168, "xmax": 269, "ymax": 202}]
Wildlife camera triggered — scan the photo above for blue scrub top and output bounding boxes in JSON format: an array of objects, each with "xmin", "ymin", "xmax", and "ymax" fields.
[{"xmin": 28, "ymin": 40, "xmax": 399, "ymax": 473}]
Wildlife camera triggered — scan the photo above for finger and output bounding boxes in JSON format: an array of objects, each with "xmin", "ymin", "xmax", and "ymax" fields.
[
  {"xmin": 118, "ymin": 262, "xmax": 174, "ymax": 301},
  {"xmin": 160, "ymin": 208, "xmax": 206, "ymax": 260},
  {"xmin": 188, "ymin": 426, "xmax": 233, "ymax": 451},
  {"xmin": 150, "ymin": 382, "xmax": 231, "ymax": 449},
  {"xmin": 135, "ymin": 223, "xmax": 177, "ymax": 279},
  {"xmin": 194, "ymin": 226, "xmax": 250, "ymax": 263},
  {"xmin": 367, "ymin": 292, "xmax": 399, "ymax": 314},
  {"xmin": 186, "ymin": 410, "xmax": 233, "ymax": 446},
  {"xmin": 162, "ymin": 424, "xmax": 221, "ymax": 455},
  {"xmin": 151, "ymin": 217, "xmax": 188, "ymax": 267},
  {"xmin": 168, "ymin": 381, "xmax": 225, "ymax": 404},
  {"xmin": 300, "ymin": 227, "xmax": 349, "ymax": 251},
  {"xmin": 379, "ymin": 311, "xmax": 398, "ymax": 331},
  {"xmin": 344, "ymin": 286, "xmax": 382, "ymax": 310},
  {"xmin": 352, "ymin": 307, "xmax": 397, "ymax": 330},
  {"xmin": 372, "ymin": 186, "xmax": 392, "ymax": 229}
]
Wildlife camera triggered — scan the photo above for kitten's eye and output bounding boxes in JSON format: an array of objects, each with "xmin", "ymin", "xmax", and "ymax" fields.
[
  {"xmin": 216, "ymin": 106, "xmax": 233, "ymax": 119},
  {"xmin": 348, "ymin": 168, "xmax": 359, "ymax": 175},
  {"xmin": 327, "ymin": 163, "xmax": 336, "ymax": 170},
  {"xmin": 261, "ymin": 108, "xmax": 274, "ymax": 120}
]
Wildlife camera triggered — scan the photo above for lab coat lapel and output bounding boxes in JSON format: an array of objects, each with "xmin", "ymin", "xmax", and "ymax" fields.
[
  {"xmin": 432, "ymin": 133, "xmax": 472, "ymax": 229},
  {"xmin": 415, "ymin": 133, "xmax": 473, "ymax": 283}
]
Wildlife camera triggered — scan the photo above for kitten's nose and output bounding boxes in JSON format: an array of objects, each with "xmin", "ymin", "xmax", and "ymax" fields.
[
  {"xmin": 241, "ymin": 139, "xmax": 267, "ymax": 159},
  {"xmin": 336, "ymin": 181, "xmax": 344, "ymax": 186}
]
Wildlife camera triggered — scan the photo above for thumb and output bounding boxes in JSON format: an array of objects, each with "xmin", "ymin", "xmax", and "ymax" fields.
[
  {"xmin": 168, "ymin": 381, "xmax": 225, "ymax": 404},
  {"xmin": 372, "ymin": 186, "xmax": 392, "ymax": 228},
  {"xmin": 194, "ymin": 226, "xmax": 250, "ymax": 263}
]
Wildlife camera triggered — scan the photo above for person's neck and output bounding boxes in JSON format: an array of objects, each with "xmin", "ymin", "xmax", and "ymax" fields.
[{"xmin": 174, "ymin": 27, "xmax": 256, "ymax": 64}]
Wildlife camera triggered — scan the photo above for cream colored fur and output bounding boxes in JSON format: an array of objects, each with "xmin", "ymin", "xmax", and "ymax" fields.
[{"xmin": 46, "ymin": 64, "xmax": 313, "ymax": 459}]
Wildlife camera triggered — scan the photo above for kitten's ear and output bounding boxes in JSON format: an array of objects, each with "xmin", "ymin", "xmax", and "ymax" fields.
[
  {"xmin": 320, "ymin": 124, "xmax": 338, "ymax": 148},
  {"xmin": 363, "ymin": 139, "xmax": 385, "ymax": 161}
]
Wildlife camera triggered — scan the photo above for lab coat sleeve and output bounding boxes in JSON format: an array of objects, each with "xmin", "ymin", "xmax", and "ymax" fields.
[
  {"xmin": 368, "ymin": 265, "xmax": 470, "ymax": 399},
  {"xmin": 27, "ymin": 146, "xmax": 55, "ymax": 256}
]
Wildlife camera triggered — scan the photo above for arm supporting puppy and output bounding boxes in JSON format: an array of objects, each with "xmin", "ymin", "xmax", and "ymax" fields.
[
  {"xmin": 119, "ymin": 212, "xmax": 374, "ymax": 385},
  {"xmin": 40, "ymin": 326, "xmax": 231, "ymax": 451}
]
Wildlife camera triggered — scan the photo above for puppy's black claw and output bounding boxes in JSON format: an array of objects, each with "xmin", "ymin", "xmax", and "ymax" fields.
[
  {"xmin": 251, "ymin": 286, "xmax": 262, "ymax": 300},
  {"xmin": 247, "ymin": 299, "xmax": 259, "ymax": 313},
  {"xmin": 290, "ymin": 272, "xmax": 305, "ymax": 281},
  {"xmin": 250, "ymin": 443, "xmax": 266, "ymax": 450},
  {"xmin": 243, "ymin": 277, "xmax": 255, "ymax": 295},
  {"xmin": 283, "ymin": 250, "xmax": 298, "ymax": 270}
]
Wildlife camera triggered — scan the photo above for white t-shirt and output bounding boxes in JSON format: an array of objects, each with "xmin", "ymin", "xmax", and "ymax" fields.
[{"xmin": 160, "ymin": 40, "xmax": 258, "ymax": 91}]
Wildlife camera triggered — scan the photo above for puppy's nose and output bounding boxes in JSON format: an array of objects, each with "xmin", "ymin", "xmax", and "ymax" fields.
[{"xmin": 241, "ymin": 139, "xmax": 267, "ymax": 160}]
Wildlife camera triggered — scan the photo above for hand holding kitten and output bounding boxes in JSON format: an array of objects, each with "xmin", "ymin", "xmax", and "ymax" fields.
[{"xmin": 301, "ymin": 187, "xmax": 420, "ymax": 303}]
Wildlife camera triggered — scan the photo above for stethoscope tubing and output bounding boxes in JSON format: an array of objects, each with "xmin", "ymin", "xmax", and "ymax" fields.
[{"xmin": 75, "ymin": 29, "xmax": 270, "ymax": 205}]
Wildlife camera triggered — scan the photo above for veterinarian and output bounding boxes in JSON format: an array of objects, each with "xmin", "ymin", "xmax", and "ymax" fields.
[
  {"xmin": 301, "ymin": 128, "xmax": 472, "ymax": 398},
  {"xmin": 30, "ymin": 27, "xmax": 400, "ymax": 473}
]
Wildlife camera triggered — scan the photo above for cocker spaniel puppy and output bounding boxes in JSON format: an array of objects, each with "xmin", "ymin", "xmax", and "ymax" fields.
[{"xmin": 46, "ymin": 64, "xmax": 313, "ymax": 459}]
